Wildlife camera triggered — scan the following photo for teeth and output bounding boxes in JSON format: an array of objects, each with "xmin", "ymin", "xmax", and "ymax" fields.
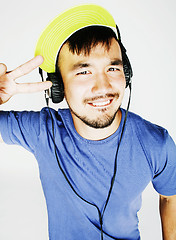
[{"xmin": 92, "ymin": 100, "xmax": 110, "ymax": 107}]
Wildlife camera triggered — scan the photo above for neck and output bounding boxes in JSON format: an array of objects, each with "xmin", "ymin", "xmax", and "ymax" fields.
[{"xmin": 71, "ymin": 110, "xmax": 122, "ymax": 141}]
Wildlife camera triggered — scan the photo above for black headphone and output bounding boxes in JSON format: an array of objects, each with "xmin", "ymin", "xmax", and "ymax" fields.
[{"xmin": 43, "ymin": 25, "xmax": 133, "ymax": 104}]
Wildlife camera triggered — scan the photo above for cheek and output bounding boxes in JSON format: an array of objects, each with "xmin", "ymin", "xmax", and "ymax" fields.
[
  {"xmin": 119, "ymin": 73, "xmax": 126, "ymax": 89},
  {"xmin": 122, "ymin": 78, "xmax": 127, "ymax": 90},
  {"xmin": 112, "ymin": 75, "xmax": 126, "ymax": 92},
  {"xmin": 64, "ymin": 81, "xmax": 85, "ymax": 103}
]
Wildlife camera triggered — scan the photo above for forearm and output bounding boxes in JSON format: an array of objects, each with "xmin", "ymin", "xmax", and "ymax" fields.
[{"xmin": 160, "ymin": 195, "xmax": 176, "ymax": 240}]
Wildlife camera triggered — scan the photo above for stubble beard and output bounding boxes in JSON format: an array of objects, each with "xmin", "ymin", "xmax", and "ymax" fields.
[
  {"xmin": 66, "ymin": 93, "xmax": 120, "ymax": 129},
  {"xmin": 71, "ymin": 108, "xmax": 120, "ymax": 129}
]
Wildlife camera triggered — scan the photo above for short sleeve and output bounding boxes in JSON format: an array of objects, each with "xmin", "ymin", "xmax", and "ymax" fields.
[
  {"xmin": 0, "ymin": 110, "xmax": 40, "ymax": 153},
  {"xmin": 152, "ymin": 132, "xmax": 176, "ymax": 196}
]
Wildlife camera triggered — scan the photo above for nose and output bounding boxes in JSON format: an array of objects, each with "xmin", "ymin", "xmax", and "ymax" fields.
[{"xmin": 91, "ymin": 73, "xmax": 112, "ymax": 94}]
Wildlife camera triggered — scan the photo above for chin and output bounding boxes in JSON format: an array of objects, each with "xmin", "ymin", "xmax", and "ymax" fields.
[{"xmin": 71, "ymin": 107, "xmax": 120, "ymax": 129}]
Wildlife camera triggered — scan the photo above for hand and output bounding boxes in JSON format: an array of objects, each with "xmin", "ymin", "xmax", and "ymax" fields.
[{"xmin": 0, "ymin": 56, "xmax": 52, "ymax": 105}]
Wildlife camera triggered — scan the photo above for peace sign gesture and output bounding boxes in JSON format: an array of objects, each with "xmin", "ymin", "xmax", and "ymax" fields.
[{"xmin": 0, "ymin": 56, "xmax": 52, "ymax": 105}]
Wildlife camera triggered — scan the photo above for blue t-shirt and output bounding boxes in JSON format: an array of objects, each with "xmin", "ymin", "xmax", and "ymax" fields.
[{"xmin": 0, "ymin": 108, "xmax": 176, "ymax": 240}]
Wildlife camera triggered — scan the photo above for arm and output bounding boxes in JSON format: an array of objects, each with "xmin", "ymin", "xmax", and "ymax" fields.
[
  {"xmin": 0, "ymin": 56, "xmax": 52, "ymax": 143},
  {"xmin": 160, "ymin": 194, "xmax": 176, "ymax": 240}
]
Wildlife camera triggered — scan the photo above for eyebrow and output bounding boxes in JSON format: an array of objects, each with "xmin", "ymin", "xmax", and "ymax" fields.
[
  {"xmin": 110, "ymin": 59, "xmax": 123, "ymax": 66},
  {"xmin": 71, "ymin": 62, "xmax": 91, "ymax": 71},
  {"xmin": 71, "ymin": 58, "xmax": 123, "ymax": 71}
]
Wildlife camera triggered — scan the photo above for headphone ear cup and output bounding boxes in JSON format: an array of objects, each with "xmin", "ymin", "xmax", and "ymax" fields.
[
  {"xmin": 122, "ymin": 51, "xmax": 133, "ymax": 88},
  {"xmin": 116, "ymin": 25, "xmax": 133, "ymax": 88},
  {"xmin": 47, "ymin": 73, "xmax": 64, "ymax": 103}
]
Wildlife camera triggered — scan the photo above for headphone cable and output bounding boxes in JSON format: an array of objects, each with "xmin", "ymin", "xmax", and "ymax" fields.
[{"xmin": 45, "ymin": 82, "xmax": 131, "ymax": 240}]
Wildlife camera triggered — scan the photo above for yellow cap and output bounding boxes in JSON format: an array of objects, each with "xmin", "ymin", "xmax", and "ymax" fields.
[{"xmin": 34, "ymin": 4, "xmax": 117, "ymax": 73}]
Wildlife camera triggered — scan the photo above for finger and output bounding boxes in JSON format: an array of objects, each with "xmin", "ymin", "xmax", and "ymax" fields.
[
  {"xmin": 16, "ymin": 80, "xmax": 52, "ymax": 94},
  {"xmin": 0, "ymin": 63, "xmax": 7, "ymax": 76},
  {"xmin": 8, "ymin": 55, "xmax": 44, "ymax": 80}
]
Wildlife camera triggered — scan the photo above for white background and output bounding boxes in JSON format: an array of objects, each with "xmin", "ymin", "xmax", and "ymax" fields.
[{"xmin": 0, "ymin": 0, "xmax": 176, "ymax": 239}]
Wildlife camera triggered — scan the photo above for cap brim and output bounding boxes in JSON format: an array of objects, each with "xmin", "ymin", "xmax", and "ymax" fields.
[{"xmin": 34, "ymin": 4, "xmax": 117, "ymax": 73}]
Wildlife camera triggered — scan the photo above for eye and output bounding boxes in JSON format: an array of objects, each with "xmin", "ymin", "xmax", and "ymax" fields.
[
  {"xmin": 108, "ymin": 67, "xmax": 120, "ymax": 72},
  {"xmin": 76, "ymin": 70, "xmax": 91, "ymax": 75}
]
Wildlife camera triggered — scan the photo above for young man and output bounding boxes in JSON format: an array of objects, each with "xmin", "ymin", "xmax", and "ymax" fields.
[{"xmin": 0, "ymin": 4, "xmax": 176, "ymax": 240}]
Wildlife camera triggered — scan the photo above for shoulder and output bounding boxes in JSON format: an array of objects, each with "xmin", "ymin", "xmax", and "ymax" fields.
[
  {"xmin": 38, "ymin": 107, "xmax": 73, "ymax": 133},
  {"xmin": 39, "ymin": 107, "xmax": 70, "ymax": 121},
  {"xmin": 124, "ymin": 110, "xmax": 176, "ymax": 174},
  {"xmin": 126, "ymin": 110, "xmax": 168, "ymax": 145}
]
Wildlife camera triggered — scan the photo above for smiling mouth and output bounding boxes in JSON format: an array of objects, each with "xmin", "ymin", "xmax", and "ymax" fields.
[
  {"xmin": 85, "ymin": 93, "xmax": 119, "ymax": 109},
  {"xmin": 88, "ymin": 99, "xmax": 113, "ymax": 108}
]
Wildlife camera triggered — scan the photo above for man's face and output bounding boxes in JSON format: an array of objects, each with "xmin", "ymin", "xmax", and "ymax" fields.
[{"xmin": 58, "ymin": 38, "xmax": 126, "ymax": 130}]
